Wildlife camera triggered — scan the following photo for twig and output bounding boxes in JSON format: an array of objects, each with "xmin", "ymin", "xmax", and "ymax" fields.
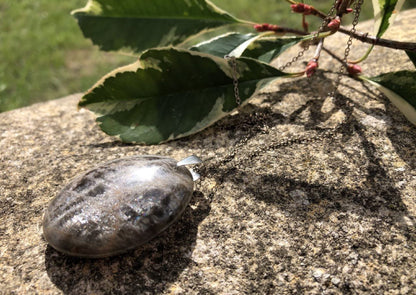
[
  {"xmin": 290, "ymin": 1, "xmax": 416, "ymax": 52},
  {"xmin": 265, "ymin": 25, "xmax": 416, "ymax": 52},
  {"xmin": 338, "ymin": 27, "xmax": 416, "ymax": 52},
  {"xmin": 313, "ymin": 38, "xmax": 324, "ymax": 60}
]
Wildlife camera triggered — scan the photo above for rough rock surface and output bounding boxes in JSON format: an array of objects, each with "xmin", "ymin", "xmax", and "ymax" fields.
[{"xmin": 1, "ymin": 9, "xmax": 416, "ymax": 295}]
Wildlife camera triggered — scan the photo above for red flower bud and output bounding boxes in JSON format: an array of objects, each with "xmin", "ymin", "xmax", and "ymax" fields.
[
  {"xmin": 254, "ymin": 24, "xmax": 264, "ymax": 31},
  {"xmin": 305, "ymin": 59, "xmax": 318, "ymax": 78},
  {"xmin": 327, "ymin": 18, "xmax": 341, "ymax": 31},
  {"xmin": 254, "ymin": 23, "xmax": 280, "ymax": 32},
  {"xmin": 268, "ymin": 24, "xmax": 279, "ymax": 31},
  {"xmin": 347, "ymin": 64, "xmax": 362, "ymax": 76},
  {"xmin": 291, "ymin": 3, "xmax": 313, "ymax": 15}
]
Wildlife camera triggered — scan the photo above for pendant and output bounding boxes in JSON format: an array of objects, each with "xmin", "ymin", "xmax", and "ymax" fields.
[{"xmin": 42, "ymin": 155, "xmax": 201, "ymax": 258}]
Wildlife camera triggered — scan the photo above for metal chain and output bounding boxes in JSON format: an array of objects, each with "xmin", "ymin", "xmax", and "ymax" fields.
[
  {"xmin": 329, "ymin": 0, "xmax": 364, "ymax": 97},
  {"xmin": 225, "ymin": 0, "xmax": 363, "ymax": 102},
  {"xmin": 279, "ymin": 0, "xmax": 338, "ymax": 71},
  {"xmin": 225, "ymin": 55, "xmax": 241, "ymax": 106},
  {"xmin": 198, "ymin": 1, "xmax": 362, "ymax": 199},
  {"xmin": 194, "ymin": 111, "xmax": 347, "ymax": 200}
]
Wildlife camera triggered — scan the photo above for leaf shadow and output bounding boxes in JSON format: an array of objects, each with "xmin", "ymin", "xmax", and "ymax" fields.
[
  {"xmin": 197, "ymin": 73, "xmax": 412, "ymax": 232},
  {"xmin": 206, "ymin": 112, "xmax": 409, "ymax": 214},
  {"xmin": 44, "ymin": 190, "xmax": 210, "ymax": 295},
  {"xmin": 86, "ymin": 141, "xmax": 137, "ymax": 149},
  {"xmin": 261, "ymin": 72, "xmax": 416, "ymax": 168}
]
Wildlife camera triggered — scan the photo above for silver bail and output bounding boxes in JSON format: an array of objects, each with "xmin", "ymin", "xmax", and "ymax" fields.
[
  {"xmin": 177, "ymin": 155, "xmax": 202, "ymax": 181},
  {"xmin": 177, "ymin": 155, "xmax": 202, "ymax": 166}
]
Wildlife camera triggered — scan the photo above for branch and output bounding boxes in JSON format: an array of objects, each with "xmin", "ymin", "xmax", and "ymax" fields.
[
  {"xmin": 254, "ymin": 24, "xmax": 416, "ymax": 52},
  {"xmin": 289, "ymin": 1, "xmax": 416, "ymax": 52},
  {"xmin": 274, "ymin": 25, "xmax": 416, "ymax": 52},
  {"xmin": 338, "ymin": 27, "xmax": 416, "ymax": 52}
]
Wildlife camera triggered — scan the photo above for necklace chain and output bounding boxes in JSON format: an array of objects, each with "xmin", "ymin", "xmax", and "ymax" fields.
[
  {"xmin": 204, "ymin": 2, "xmax": 364, "ymax": 197},
  {"xmin": 225, "ymin": 55, "xmax": 241, "ymax": 106},
  {"xmin": 330, "ymin": 0, "xmax": 364, "ymax": 97},
  {"xmin": 279, "ymin": 0, "xmax": 338, "ymax": 72}
]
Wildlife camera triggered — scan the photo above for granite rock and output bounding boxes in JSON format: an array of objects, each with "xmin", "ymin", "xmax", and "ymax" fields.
[{"xmin": 1, "ymin": 9, "xmax": 416, "ymax": 295}]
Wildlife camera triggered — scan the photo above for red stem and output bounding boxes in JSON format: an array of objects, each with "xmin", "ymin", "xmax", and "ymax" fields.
[
  {"xmin": 261, "ymin": 25, "xmax": 416, "ymax": 52},
  {"xmin": 287, "ymin": 1, "xmax": 416, "ymax": 52}
]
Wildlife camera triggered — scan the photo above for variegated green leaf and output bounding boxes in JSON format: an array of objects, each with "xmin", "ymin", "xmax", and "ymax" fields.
[
  {"xmin": 361, "ymin": 71, "xmax": 416, "ymax": 125},
  {"xmin": 372, "ymin": 0, "xmax": 405, "ymax": 38},
  {"xmin": 241, "ymin": 36, "xmax": 305, "ymax": 63},
  {"xmin": 190, "ymin": 32, "xmax": 258, "ymax": 58},
  {"xmin": 72, "ymin": 0, "xmax": 241, "ymax": 53},
  {"xmin": 79, "ymin": 48, "xmax": 289, "ymax": 144},
  {"xmin": 406, "ymin": 51, "xmax": 416, "ymax": 68},
  {"xmin": 191, "ymin": 33, "xmax": 305, "ymax": 63},
  {"xmin": 355, "ymin": 0, "xmax": 404, "ymax": 63}
]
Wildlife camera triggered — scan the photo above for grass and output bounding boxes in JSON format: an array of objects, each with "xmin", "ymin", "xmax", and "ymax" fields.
[
  {"xmin": 0, "ymin": 0, "xmax": 414, "ymax": 112},
  {"xmin": 0, "ymin": 0, "xmax": 133, "ymax": 112}
]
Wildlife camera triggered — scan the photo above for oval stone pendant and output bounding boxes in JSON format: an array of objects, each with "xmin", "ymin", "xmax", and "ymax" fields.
[{"xmin": 43, "ymin": 155, "xmax": 201, "ymax": 258}]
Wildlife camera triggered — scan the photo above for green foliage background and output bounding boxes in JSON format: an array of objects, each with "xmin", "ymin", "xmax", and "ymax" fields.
[{"xmin": 0, "ymin": 0, "xmax": 415, "ymax": 112}]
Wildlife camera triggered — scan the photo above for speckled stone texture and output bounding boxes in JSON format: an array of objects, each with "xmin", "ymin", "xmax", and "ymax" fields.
[{"xmin": 1, "ymin": 10, "xmax": 416, "ymax": 295}]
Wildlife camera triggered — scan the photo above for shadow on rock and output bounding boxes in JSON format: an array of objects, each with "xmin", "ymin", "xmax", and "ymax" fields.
[
  {"xmin": 214, "ymin": 155, "xmax": 408, "ymax": 218},
  {"xmin": 86, "ymin": 141, "xmax": 138, "ymax": 149},
  {"xmin": 200, "ymin": 74, "xmax": 412, "ymax": 230},
  {"xmin": 45, "ymin": 191, "xmax": 210, "ymax": 295},
  {"xmin": 385, "ymin": 103, "xmax": 416, "ymax": 170},
  {"xmin": 268, "ymin": 74, "xmax": 416, "ymax": 170}
]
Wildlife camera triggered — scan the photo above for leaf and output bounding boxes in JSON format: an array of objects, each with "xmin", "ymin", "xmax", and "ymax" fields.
[
  {"xmin": 191, "ymin": 33, "xmax": 304, "ymax": 63},
  {"xmin": 406, "ymin": 51, "xmax": 416, "ymax": 68},
  {"xmin": 190, "ymin": 32, "xmax": 258, "ymax": 58},
  {"xmin": 361, "ymin": 71, "xmax": 416, "ymax": 125},
  {"xmin": 79, "ymin": 48, "xmax": 289, "ymax": 144},
  {"xmin": 372, "ymin": 0, "xmax": 405, "ymax": 38},
  {"xmin": 242, "ymin": 36, "xmax": 305, "ymax": 63},
  {"xmin": 72, "ymin": 0, "xmax": 241, "ymax": 53}
]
